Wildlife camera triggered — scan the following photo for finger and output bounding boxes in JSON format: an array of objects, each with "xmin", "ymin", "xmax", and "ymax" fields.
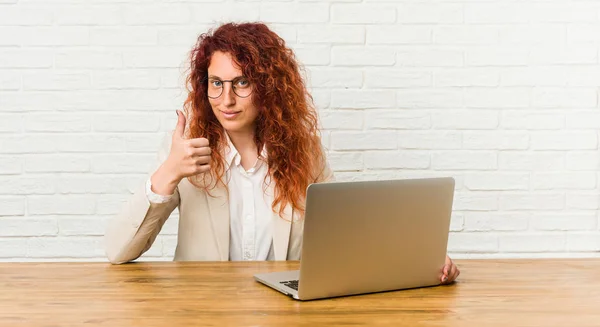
[
  {"xmin": 195, "ymin": 164, "xmax": 211, "ymax": 174},
  {"xmin": 446, "ymin": 265, "xmax": 458, "ymax": 283},
  {"xmin": 174, "ymin": 111, "xmax": 186, "ymax": 139},
  {"xmin": 443, "ymin": 264, "xmax": 450, "ymax": 276},
  {"xmin": 190, "ymin": 147, "xmax": 211, "ymax": 157},
  {"xmin": 188, "ymin": 138, "xmax": 210, "ymax": 148},
  {"xmin": 195, "ymin": 156, "xmax": 211, "ymax": 166}
]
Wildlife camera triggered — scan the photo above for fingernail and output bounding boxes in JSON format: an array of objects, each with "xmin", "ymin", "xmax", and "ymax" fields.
[{"xmin": 442, "ymin": 276, "xmax": 448, "ymax": 282}]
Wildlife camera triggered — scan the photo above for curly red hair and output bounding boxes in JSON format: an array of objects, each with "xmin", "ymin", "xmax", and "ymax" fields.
[{"xmin": 184, "ymin": 22, "xmax": 325, "ymax": 217}]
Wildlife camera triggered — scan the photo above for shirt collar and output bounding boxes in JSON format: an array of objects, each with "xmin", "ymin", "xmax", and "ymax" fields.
[{"xmin": 223, "ymin": 131, "xmax": 267, "ymax": 169}]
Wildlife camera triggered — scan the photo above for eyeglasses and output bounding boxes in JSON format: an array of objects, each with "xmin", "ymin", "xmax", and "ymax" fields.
[{"xmin": 206, "ymin": 77, "xmax": 253, "ymax": 99}]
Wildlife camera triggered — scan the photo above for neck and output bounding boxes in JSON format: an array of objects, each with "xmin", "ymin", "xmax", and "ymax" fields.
[{"xmin": 227, "ymin": 129, "xmax": 257, "ymax": 155}]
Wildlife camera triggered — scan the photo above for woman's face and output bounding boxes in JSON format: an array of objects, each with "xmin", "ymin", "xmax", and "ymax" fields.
[{"xmin": 207, "ymin": 51, "xmax": 259, "ymax": 136}]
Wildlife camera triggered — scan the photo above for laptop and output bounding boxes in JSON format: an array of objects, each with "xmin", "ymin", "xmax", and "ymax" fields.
[{"xmin": 254, "ymin": 177, "xmax": 455, "ymax": 301}]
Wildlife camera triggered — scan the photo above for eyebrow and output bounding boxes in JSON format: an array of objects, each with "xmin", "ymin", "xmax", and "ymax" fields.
[{"xmin": 207, "ymin": 75, "xmax": 246, "ymax": 80}]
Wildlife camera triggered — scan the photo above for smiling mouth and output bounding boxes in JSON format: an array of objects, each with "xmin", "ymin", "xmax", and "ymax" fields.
[{"xmin": 220, "ymin": 110, "xmax": 241, "ymax": 115}]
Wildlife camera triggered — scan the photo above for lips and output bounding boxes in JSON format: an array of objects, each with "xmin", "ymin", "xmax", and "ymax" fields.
[{"xmin": 220, "ymin": 110, "xmax": 241, "ymax": 119}]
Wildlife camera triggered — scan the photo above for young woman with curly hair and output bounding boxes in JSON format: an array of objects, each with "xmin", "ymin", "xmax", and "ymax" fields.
[{"xmin": 105, "ymin": 22, "xmax": 459, "ymax": 285}]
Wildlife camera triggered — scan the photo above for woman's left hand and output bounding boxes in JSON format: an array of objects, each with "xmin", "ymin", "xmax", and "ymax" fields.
[{"xmin": 440, "ymin": 255, "xmax": 460, "ymax": 284}]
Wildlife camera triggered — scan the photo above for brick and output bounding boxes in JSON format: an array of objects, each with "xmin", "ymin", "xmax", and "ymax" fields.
[
  {"xmin": 0, "ymin": 157, "xmax": 21, "ymax": 175},
  {"xmin": 567, "ymin": 232, "xmax": 600, "ymax": 251},
  {"xmin": 93, "ymin": 114, "xmax": 161, "ymax": 132},
  {"xmin": 24, "ymin": 155, "xmax": 90, "ymax": 173},
  {"xmin": 27, "ymin": 237, "xmax": 104, "ymax": 258},
  {"xmin": 566, "ymin": 152, "xmax": 600, "ymax": 171},
  {"xmin": 125, "ymin": 134, "xmax": 165, "ymax": 153},
  {"xmin": 91, "ymin": 154, "xmax": 155, "ymax": 174},
  {"xmin": 0, "ymin": 114, "xmax": 22, "ymax": 133},
  {"xmin": 498, "ymin": 24, "xmax": 565, "ymax": 46},
  {"xmin": 0, "ymin": 135, "xmax": 58, "ymax": 154},
  {"xmin": 530, "ymin": 47, "xmax": 597, "ymax": 65},
  {"xmin": 0, "ymin": 176, "xmax": 55, "ymax": 195},
  {"xmin": 399, "ymin": 4, "xmax": 463, "ymax": 24},
  {"xmin": 0, "ymin": 218, "xmax": 58, "ymax": 237},
  {"xmin": 28, "ymin": 195, "xmax": 96, "ymax": 215},
  {"xmin": 433, "ymin": 111, "xmax": 499, "ymax": 130},
  {"xmin": 331, "ymin": 131, "xmax": 397, "ymax": 151},
  {"xmin": 501, "ymin": 67, "xmax": 568, "ymax": 87},
  {"xmin": 464, "ymin": 213, "xmax": 529, "ymax": 231},
  {"xmin": 319, "ymin": 110, "xmax": 363, "ymax": 130},
  {"xmin": 367, "ymin": 26, "xmax": 431, "ymax": 45},
  {"xmin": 465, "ymin": 88, "xmax": 530, "ymax": 108},
  {"xmin": 124, "ymin": 4, "xmax": 192, "ymax": 25},
  {"xmin": 0, "ymin": 5, "xmax": 53, "ymax": 25},
  {"xmin": 499, "ymin": 152, "xmax": 565, "ymax": 171},
  {"xmin": 501, "ymin": 112, "xmax": 565, "ymax": 130},
  {"xmin": 21, "ymin": 26, "xmax": 89, "ymax": 46},
  {"xmin": 58, "ymin": 217, "xmax": 108, "ymax": 236},
  {"xmin": 123, "ymin": 47, "xmax": 189, "ymax": 68},
  {"xmin": 499, "ymin": 234, "xmax": 566, "ymax": 252},
  {"xmin": 463, "ymin": 131, "xmax": 529, "ymax": 150},
  {"xmin": 308, "ymin": 68, "xmax": 363, "ymax": 88},
  {"xmin": 261, "ymin": 3, "xmax": 329, "ymax": 23},
  {"xmin": 530, "ymin": 213, "xmax": 597, "ymax": 231},
  {"xmin": 0, "ymin": 26, "xmax": 20, "ymax": 46},
  {"xmin": 192, "ymin": 3, "xmax": 260, "ymax": 23},
  {"xmin": 300, "ymin": 25, "xmax": 365, "ymax": 44},
  {"xmin": 332, "ymin": 46, "xmax": 396, "ymax": 66},
  {"xmin": 367, "ymin": 110, "xmax": 431, "ymax": 130},
  {"xmin": 567, "ymin": 112, "xmax": 600, "ymax": 129},
  {"xmin": 434, "ymin": 68, "xmax": 499, "ymax": 87},
  {"xmin": 0, "ymin": 197, "xmax": 26, "ymax": 216},
  {"xmin": 157, "ymin": 26, "xmax": 209, "ymax": 47},
  {"xmin": 500, "ymin": 193, "xmax": 564, "ymax": 211},
  {"xmin": 25, "ymin": 113, "xmax": 90, "ymax": 132},
  {"xmin": 434, "ymin": 25, "xmax": 498, "ymax": 45},
  {"xmin": 533, "ymin": 173, "xmax": 596, "ymax": 190},
  {"xmin": 56, "ymin": 175, "xmax": 134, "ymax": 194},
  {"xmin": 328, "ymin": 152, "xmax": 363, "ymax": 171},
  {"xmin": 0, "ymin": 50, "xmax": 53, "ymax": 68},
  {"xmin": 0, "ymin": 71, "xmax": 21, "ymax": 90},
  {"xmin": 465, "ymin": 47, "xmax": 529, "ymax": 66},
  {"xmin": 397, "ymin": 48, "xmax": 463, "ymax": 67},
  {"xmin": 567, "ymin": 24, "xmax": 600, "ymax": 45},
  {"xmin": 397, "ymin": 131, "xmax": 461, "ymax": 149},
  {"xmin": 365, "ymin": 69, "xmax": 431, "ymax": 88},
  {"xmin": 290, "ymin": 45, "xmax": 330, "ymax": 66},
  {"xmin": 531, "ymin": 132, "xmax": 597, "ymax": 150},
  {"xmin": 23, "ymin": 72, "xmax": 90, "ymax": 91},
  {"xmin": 331, "ymin": 90, "xmax": 396, "ymax": 109},
  {"xmin": 0, "ymin": 238, "xmax": 27, "ymax": 258},
  {"xmin": 398, "ymin": 90, "xmax": 464, "ymax": 109},
  {"xmin": 465, "ymin": 4, "xmax": 529, "ymax": 24},
  {"xmin": 453, "ymin": 192, "xmax": 498, "ymax": 211},
  {"xmin": 532, "ymin": 88, "xmax": 597, "ymax": 108},
  {"xmin": 567, "ymin": 193, "xmax": 600, "ymax": 210},
  {"xmin": 54, "ymin": 5, "xmax": 122, "ymax": 25},
  {"xmin": 55, "ymin": 50, "xmax": 122, "ymax": 69},
  {"xmin": 432, "ymin": 151, "xmax": 497, "ymax": 171},
  {"xmin": 91, "ymin": 27, "xmax": 158, "ymax": 46},
  {"xmin": 96, "ymin": 194, "xmax": 127, "ymax": 215},
  {"xmin": 332, "ymin": 4, "xmax": 395, "ymax": 24},
  {"xmin": 55, "ymin": 134, "xmax": 127, "ymax": 153},
  {"xmin": 447, "ymin": 232, "xmax": 498, "ymax": 253},
  {"xmin": 364, "ymin": 151, "xmax": 430, "ymax": 169},
  {"xmin": 465, "ymin": 173, "xmax": 529, "ymax": 191},
  {"xmin": 529, "ymin": 2, "xmax": 599, "ymax": 23}
]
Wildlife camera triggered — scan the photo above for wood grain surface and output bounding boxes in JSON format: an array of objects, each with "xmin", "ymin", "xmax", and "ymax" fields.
[{"xmin": 1, "ymin": 259, "xmax": 599, "ymax": 326}]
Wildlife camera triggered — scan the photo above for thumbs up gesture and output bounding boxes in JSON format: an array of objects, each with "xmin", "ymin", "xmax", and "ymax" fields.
[{"xmin": 150, "ymin": 111, "xmax": 211, "ymax": 196}]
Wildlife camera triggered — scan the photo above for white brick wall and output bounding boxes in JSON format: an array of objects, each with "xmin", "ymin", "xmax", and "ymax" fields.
[{"xmin": 1, "ymin": 0, "xmax": 599, "ymax": 261}]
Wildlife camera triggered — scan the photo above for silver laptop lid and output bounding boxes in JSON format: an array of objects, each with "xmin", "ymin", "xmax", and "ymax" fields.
[{"xmin": 297, "ymin": 177, "xmax": 455, "ymax": 300}]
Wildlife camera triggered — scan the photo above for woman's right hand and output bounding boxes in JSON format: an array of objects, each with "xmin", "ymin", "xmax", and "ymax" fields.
[{"xmin": 150, "ymin": 111, "xmax": 211, "ymax": 196}]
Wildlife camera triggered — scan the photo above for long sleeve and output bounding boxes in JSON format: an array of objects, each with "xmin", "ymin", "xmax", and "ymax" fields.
[{"xmin": 104, "ymin": 132, "xmax": 179, "ymax": 264}]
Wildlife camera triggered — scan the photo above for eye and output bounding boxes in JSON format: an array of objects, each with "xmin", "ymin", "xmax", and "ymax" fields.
[
  {"xmin": 235, "ymin": 79, "xmax": 250, "ymax": 88},
  {"xmin": 210, "ymin": 80, "xmax": 222, "ymax": 87}
]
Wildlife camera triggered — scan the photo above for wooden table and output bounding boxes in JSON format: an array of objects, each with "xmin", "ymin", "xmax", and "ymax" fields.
[{"xmin": 1, "ymin": 259, "xmax": 599, "ymax": 326}]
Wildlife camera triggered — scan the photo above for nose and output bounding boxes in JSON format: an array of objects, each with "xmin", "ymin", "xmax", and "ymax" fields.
[{"xmin": 222, "ymin": 83, "xmax": 236, "ymax": 107}]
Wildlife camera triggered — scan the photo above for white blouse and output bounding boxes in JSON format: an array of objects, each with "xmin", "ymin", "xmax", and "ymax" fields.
[{"xmin": 145, "ymin": 134, "xmax": 274, "ymax": 261}]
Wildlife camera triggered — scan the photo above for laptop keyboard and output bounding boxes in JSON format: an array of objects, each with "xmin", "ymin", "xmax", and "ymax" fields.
[{"xmin": 280, "ymin": 280, "xmax": 299, "ymax": 291}]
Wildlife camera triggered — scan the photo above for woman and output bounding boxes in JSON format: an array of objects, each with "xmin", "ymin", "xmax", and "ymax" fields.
[{"xmin": 104, "ymin": 22, "xmax": 460, "ymax": 284}]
